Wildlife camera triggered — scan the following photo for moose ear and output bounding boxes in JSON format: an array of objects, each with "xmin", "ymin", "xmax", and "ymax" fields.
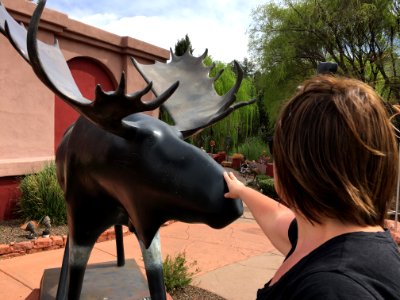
[
  {"xmin": 121, "ymin": 115, "xmax": 162, "ymax": 139},
  {"xmin": 121, "ymin": 118, "xmax": 142, "ymax": 131}
]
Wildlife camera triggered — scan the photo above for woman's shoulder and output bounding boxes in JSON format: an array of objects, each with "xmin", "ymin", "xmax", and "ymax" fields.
[
  {"xmin": 291, "ymin": 271, "xmax": 390, "ymax": 299},
  {"xmin": 332, "ymin": 229, "xmax": 399, "ymax": 259},
  {"xmin": 293, "ymin": 231, "xmax": 400, "ymax": 299},
  {"xmin": 306, "ymin": 230, "xmax": 400, "ymax": 271},
  {"xmin": 257, "ymin": 230, "xmax": 400, "ymax": 299},
  {"xmin": 257, "ymin": 271, "xmax": 385, "ymax": 300}
]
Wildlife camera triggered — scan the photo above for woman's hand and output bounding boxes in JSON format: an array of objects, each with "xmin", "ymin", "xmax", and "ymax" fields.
[
  {"xmin": 224, "ymin": 171, "xmax": 294, "ymax": 255},
  {"xmin": 223, "ymin": 171, "xmax": 245, "ymax": 199}
]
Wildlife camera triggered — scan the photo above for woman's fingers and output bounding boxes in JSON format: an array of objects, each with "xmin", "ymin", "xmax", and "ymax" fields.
[
  {"xmin": 223, "ymin": 171, "xmax": 243, "ymax": 199},
  {"xmin": 223, "ymin": 171, "xmax": 230, "ymax": 181},
  {"xmin": 223, "ymin": 171, "xmax": 237, "ymax": 182},
  {"xmin": 223, "ymin": 172, "xmax": 233, "ymax": 198}
]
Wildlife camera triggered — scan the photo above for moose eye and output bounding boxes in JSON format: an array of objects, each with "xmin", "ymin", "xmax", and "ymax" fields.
[{"xmin": 144, "ymin": 135, "xmax": 157, "ymax": 148}]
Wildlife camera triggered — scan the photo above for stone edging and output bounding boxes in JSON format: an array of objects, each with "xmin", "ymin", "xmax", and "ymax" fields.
[{"xmin": 0, "ymin": 227, "xmax": 131, "ymax": 260}]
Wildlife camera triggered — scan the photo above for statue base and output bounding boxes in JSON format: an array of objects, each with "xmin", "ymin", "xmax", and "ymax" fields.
[{"xmin": 40, "ymin": 259, "xmax": 150, "ymax": 299}]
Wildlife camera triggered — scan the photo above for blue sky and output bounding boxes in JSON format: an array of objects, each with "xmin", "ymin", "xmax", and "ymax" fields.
[{"xmin": 44, "ymin": 0, "xmax": 262, "ymax": 62}]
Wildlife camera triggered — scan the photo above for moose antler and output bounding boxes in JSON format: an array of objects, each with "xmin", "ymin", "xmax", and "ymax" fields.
[
  {"xmin": 0, "ymin": 0, "xmax": 179, "ymax": 136},
  {"xmin": 0, "ymin": 1, "xmax": 29, "ymax": 62},
  {"xmin": 132, "ymin": 49, "xmax": 256, "ymax": 138}
]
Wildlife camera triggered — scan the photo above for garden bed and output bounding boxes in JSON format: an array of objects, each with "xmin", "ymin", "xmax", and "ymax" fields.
[{"xmin": 0, "ymin": 220, "xmax": 130, "ymax": 259}]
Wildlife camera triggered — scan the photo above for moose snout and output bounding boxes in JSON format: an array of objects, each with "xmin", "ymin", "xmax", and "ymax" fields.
[
  {"xmin": 185, "ymin": 153, "xmax": 243, "ymax": 228},
  {"xmin": 204, "ymin": 175, "xmax": 244, "ymax": 229}
]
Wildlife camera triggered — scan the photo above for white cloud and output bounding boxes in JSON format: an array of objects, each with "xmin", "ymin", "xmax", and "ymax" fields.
[{"xmin": 46, "ymin": 0, "xmax": 261, "ymax": 62}]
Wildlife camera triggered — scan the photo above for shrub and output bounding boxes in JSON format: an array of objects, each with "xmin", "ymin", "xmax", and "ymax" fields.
[
  {"xmin": 163, "ymin": 252, "xmax": 198, "ymax": 293},
  {"xmin": 257, "ymin": 175, "xmax": 279, "ymax": 200},
  {"xmin": 256, "ymin": 174, "xmax": 269, "ymax": 182},
  {"xmin": 234, "ymin": 136, "xmax": 269, "ymax": 161},
  {"xmin": 18, "ymin": 163, "xmax": 66, "ymax": 225}
]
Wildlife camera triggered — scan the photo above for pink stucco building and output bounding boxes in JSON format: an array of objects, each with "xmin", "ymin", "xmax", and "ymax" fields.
[{"xmin": 0, "ymin": 0, "xmax": 170, "ymax": 219}]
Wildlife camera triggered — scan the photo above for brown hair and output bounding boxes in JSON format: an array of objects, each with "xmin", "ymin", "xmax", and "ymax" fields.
[{"xmin": 273, "ymin": 75, "xmax": 398, "ymax": 226}]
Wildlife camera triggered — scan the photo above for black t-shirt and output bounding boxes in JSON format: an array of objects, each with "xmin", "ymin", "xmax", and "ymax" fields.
[{"xmin": 257, "ymin": 220, "xmax": 400, "ymax": 299}]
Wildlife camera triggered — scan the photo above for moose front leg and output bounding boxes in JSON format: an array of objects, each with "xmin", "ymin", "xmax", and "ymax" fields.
[
  {"xmin": 67, "ymin": 242, "xmax": 94, "ymax": 300},
  {"xmin": 55, "ymin": 232, "xmax": 97, "ymax": 300},
  {"xmin": 139, "ymin": 231, "xmax": 166, "ymax": 300},
  {"xmin": 55, "ymin": 236, "xmax": 69, "ymax": 300}
]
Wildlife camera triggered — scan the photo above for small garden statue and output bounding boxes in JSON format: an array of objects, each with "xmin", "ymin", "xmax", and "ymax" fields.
[
  {"xmin": 42, "ymin": 216, "xmax": 51, "ymax": 238},
  {"xmin": 25, "ymin": 221, "xmax": 36, "ymax": 240}
]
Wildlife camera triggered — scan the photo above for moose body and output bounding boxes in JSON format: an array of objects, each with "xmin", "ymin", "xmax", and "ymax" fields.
[
  {"xmin": 56, "ymin": 113, "xmax": 243, "ymax": 298},
  {"xmin": 57, "ymin": 113, "xmax": 243, "ymax": 246}
]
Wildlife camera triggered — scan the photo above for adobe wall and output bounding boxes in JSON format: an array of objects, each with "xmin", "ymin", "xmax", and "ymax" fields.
[
  {"xmin": 0, "ymin": 0, "xmax": 170, "ymax": 218},
  {"xmin": 0, "ymin": 0, "xmax": 169, "ymax": 177}
]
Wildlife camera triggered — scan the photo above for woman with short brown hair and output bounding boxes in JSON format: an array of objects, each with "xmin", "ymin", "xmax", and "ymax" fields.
[{"xmin": 224, "ymin": 75, "xmax": 400, "ymax": 299}]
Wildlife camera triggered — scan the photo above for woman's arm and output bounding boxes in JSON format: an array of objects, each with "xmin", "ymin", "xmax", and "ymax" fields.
[{"xmin": 224, "ymin": 171, "xmax": 295, "ymax": 255}]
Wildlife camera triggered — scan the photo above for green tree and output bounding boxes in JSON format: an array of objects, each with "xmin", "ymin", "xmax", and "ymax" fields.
[
  {"xmin": 240, "ymin": 57, "xmax": 257, "ymax": 78},
  {"xmin": 174, "ymin": 34, "xmax": 194, "ymax": 56},
  {"xmin": 249, "ymin": 0, "xmax": 400, "ymax": 106},
  {"xmin": 189, "ymin": 57, "xmax": 258, "ymax": 152}
]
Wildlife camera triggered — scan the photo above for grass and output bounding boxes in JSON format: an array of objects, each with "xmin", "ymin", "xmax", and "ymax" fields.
[
  {"xmin": 163, "ymin": 252, "xmax": 199, "ymax": 293},
  {"xmin": 234, "ymin": 136, "xmax": 269, "ymax": 161},
  {"xmin": 18, "ymin": 163, "xmax": 66, "ymax": 225}
]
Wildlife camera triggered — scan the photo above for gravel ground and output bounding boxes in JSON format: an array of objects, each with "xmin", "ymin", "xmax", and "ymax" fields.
[
  {"xmin": 0, "ymin": 219, "xmax": 68, "ymax": 244},
  {"xmin": 171, "ymin": 285, "xmax": 226, "ymax": 300}
]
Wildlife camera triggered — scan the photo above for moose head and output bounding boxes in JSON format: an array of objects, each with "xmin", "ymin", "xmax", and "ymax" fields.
[{"xmin": 0, "ymin": 1, "xmax": 255, "ymax": 299}]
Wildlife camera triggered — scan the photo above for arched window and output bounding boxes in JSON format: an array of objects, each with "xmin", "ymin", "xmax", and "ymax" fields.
[{"xmin": 54, "ymin": 57, "xmax": 115, "ymax": 150}]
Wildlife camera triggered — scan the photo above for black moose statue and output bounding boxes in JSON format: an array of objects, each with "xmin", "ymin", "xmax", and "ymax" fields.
[{"xmin": 0, "ymin": 1, "xmax": 255, "ymax": 299}]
